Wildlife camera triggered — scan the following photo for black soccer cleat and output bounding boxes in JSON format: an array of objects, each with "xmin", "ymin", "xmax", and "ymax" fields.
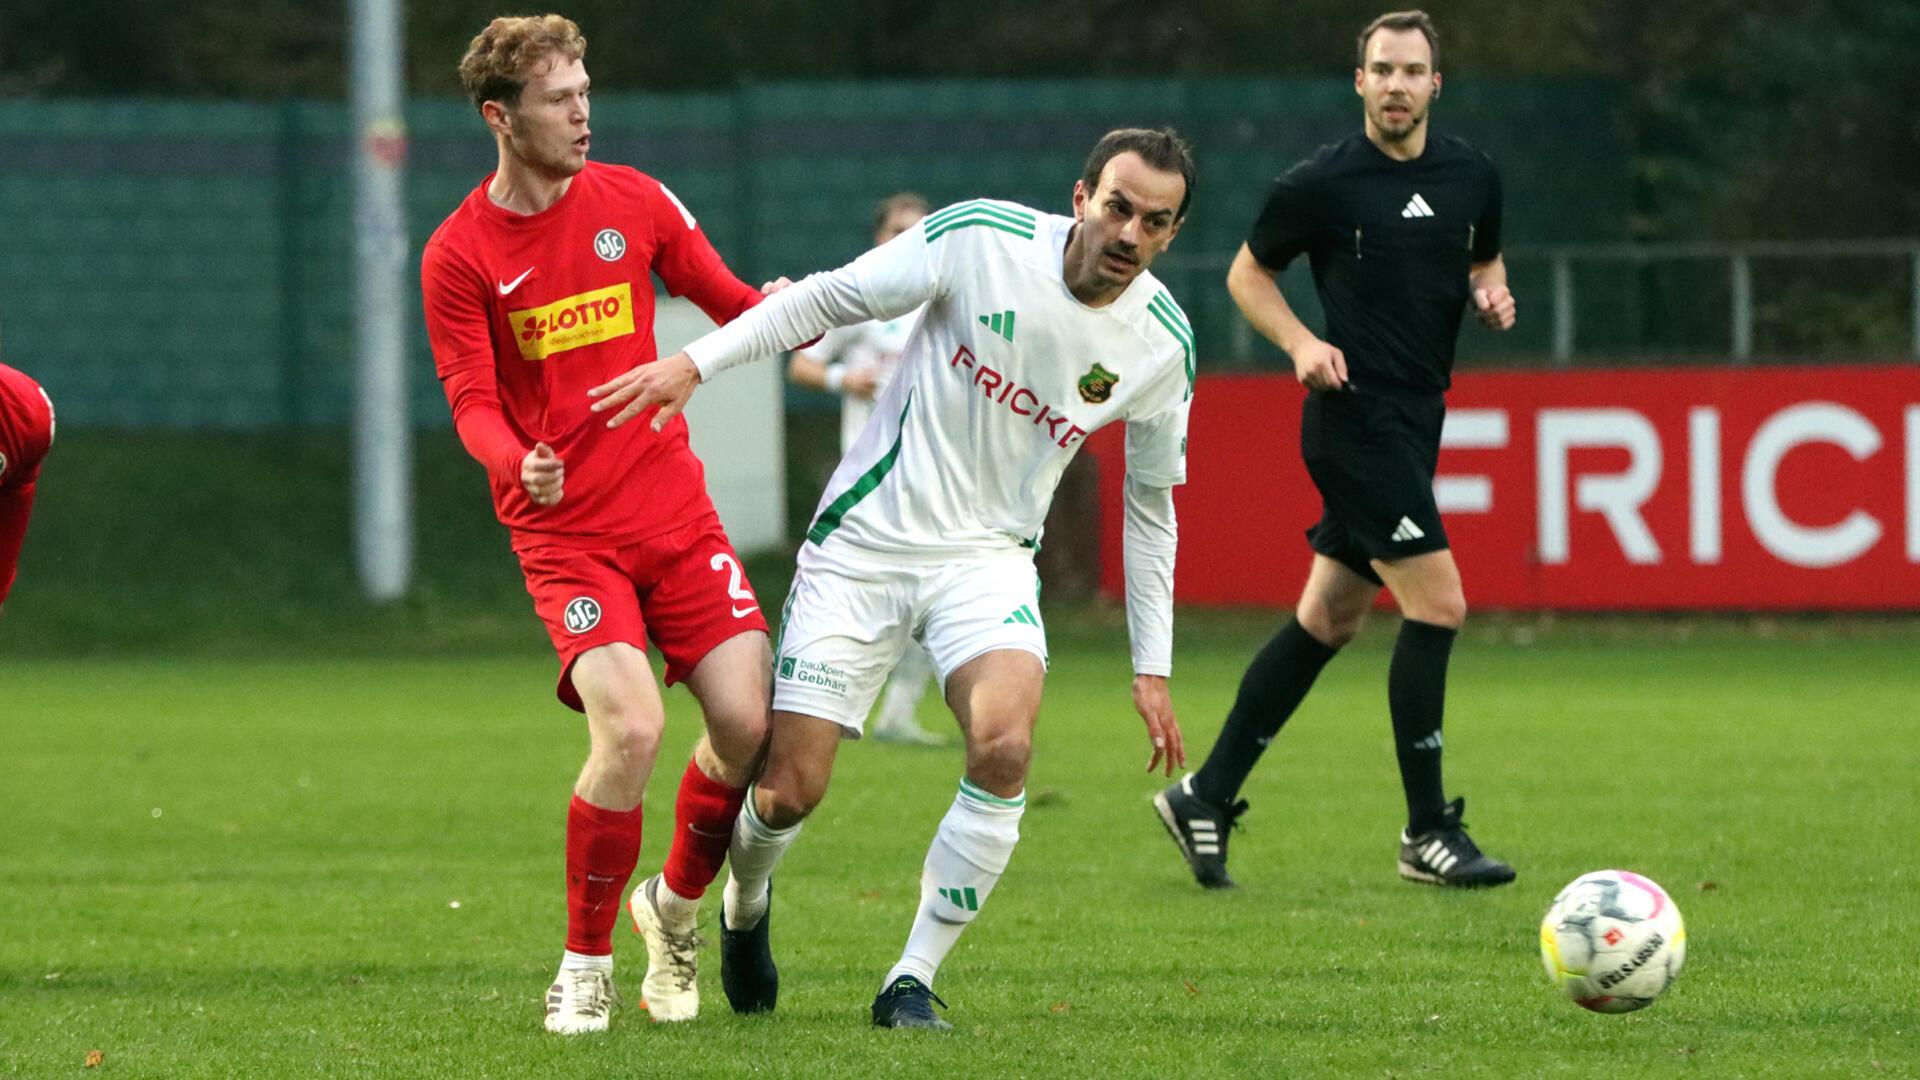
[
  {"xmin": 1398, "ymin": 798, "xmax": 1516, "ymax": 888},
  {"xmin": 719, "ymin": 880, "xmax": 778, "ymax": 1014},
  {"xmin": 870, "ymin": 975, "xmax": 952, "ymax": 1031},
  {"xmin": 1154, "ymin": 774, "xmax": 1249, "ymax": 890}
]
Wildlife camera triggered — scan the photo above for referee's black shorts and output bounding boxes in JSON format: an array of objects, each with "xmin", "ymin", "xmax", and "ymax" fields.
[{"xmin": 1299, "ymin": 386, "xmax": 1450, "ymax": 586}]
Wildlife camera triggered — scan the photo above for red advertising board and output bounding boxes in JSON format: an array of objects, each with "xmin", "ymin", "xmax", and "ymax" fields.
[{"xmin": 1087, "ymin": 365, "xmax": 1920, "ymax": 610}]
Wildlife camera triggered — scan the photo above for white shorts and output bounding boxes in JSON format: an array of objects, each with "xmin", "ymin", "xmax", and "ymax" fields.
[{"xmin": 772, "ymin": 543, "xmax": 1047, "ymax": 736}]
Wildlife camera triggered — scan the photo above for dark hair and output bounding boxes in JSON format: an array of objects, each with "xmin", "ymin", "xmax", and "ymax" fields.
[
  {"xmin": 1080, "ymin": 127, "xmax": 1195, "ymax": 221},
  {"xmin": 872, "ymin": 191, "xmax": 930, "ymax": 233},
  {"xmin": 1356, "ymin": 10, "xmax": 1438, "ymax": 69}
]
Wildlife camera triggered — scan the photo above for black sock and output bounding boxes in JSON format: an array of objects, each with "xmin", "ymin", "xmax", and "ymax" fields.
[
  {"xmin": 1191, "ymin": 617, "xmax": 1339, "ymax": 808},
  {"xmin": 1390, "ymin": 618, "xmax": 1456, "ymax": 835}
]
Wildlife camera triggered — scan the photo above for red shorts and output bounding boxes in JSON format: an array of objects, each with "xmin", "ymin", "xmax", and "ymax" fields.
[{"xmin": 515, "ymin": 513, "xmax": 770, "ymax": 711}]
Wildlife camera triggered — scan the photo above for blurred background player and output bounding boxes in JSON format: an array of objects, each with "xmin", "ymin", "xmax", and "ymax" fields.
[
  {"xmin": 0, "ymin": 331, "xmax": 55, "ymax": 619},
  {"xmin": 420, "ymin": 15, "xmax": 793, "ymax": 1033},
  {"xmin": 786, "ymin": 192, "xmax": 944, "ymax": 746},
  {"xmin": 1155, "ymin": 10, "xmax": 1518, "ymax": 891},
  {"xmin": 591, "ymin": 128, "xmax": 1197, "ymax": 1030}
]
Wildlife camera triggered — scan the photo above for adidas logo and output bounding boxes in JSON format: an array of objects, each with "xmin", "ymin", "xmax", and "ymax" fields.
[
  {"xmin": 1003, "ymin": 604, "xmax": 1040, "ymax": 626},
  {"xmin": 938, "ymin": 886, "xmax": 980, "ymax": 911},
  {"xmin": 1187, "ymin": 818, "xmax": 1221, "ymax": 856},
  {"xmin": 1400, "ymin": 193, "xmax": 1436, "ymax": 219},
  {"xmin": 1419, "ymin": 838, "xmax": 1460, "ymax": 875},
  {"xmin": 1412, "ymin": 731, "xmax": 1443, "ymax": 751},
  {"xmin": 1390, "ymin": 516, "xmax": 1427, "ymax": 542},
  {"xmin": 978, "ymin": 310, "xmax": 1016, "ymax": 342}
]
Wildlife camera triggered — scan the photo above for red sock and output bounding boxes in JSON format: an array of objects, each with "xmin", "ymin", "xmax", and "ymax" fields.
[
  {"xmin": 564, "ymin": 795, "xmax": 645, "ymax": 956},
  {"xmin": 660, "ymin": 759, "xmax": 747, "ymax": 900}
]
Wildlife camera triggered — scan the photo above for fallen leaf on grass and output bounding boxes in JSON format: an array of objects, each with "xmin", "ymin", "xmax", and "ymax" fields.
[
  {"xmin": 85, "ymin": 1050, "xmax": 105, "ymax": 1067},
  {"xmin": 1181, "ymin": 979, "xmax": 1200, "ymax": 996},
  {"xmin": 1695, "ymin": 881, "xmax": 1718, "ymax": 892},
  {"xmin": 1049, "ymin": 1001, "xmax": 1071, "ymax": 1014}
]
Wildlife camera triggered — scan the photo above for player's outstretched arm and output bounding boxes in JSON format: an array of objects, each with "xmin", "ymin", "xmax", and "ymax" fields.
[
  {"xmin": 1121, "ymin": 474, "xmax": 1184, "ymax": 775},
  {"xmin": 1470, "ymin": 254, "xmax": 1517, "ymax": 330},
  {"xmin": 1227, "ymin": 244, "xmax": 1347, "ymax": 391},
  {"xmin": 592, "ymin": 233, "xmax": 937, "ymax": 429}
]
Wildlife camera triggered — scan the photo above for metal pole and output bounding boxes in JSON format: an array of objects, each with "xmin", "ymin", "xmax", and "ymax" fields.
[
  {"xmin": 1730, "ymin": 251, "xmax": 1753, "ymax": 362},
  {"xmin": 350, "ymin": 0, "xmax": 412, "ymax": 600},
  {"xmin": 1551, "ymin": 253, "xmax": 1574, "ymax": 366}
]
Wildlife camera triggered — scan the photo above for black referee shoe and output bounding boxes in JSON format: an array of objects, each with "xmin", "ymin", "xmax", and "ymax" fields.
[
  {"xmin": 1398, "ymin": 798, "xmax": 1516, "ymax": 888},
  {"xmin": 870, "ymin": 975, "xmax": 951, "ymax": 1031},
  {"xmin": 719, "ymin": 879, "xmax": 778, "ymax": 1014},
  {"xmin": 1154, "ymin": 775, "xmax": 1249, "ymax": 890}
]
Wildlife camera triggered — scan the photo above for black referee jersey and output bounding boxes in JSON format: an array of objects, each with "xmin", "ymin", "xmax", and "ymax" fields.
[{"xmin": 1247, "ymin": 132, "xmax": 1502, "ymax": 395}]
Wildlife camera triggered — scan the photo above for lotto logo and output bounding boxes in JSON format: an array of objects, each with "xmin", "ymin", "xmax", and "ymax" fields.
[
  {"xmin": 563, "ymin": 597, "xmax": 602, "ymax": 634},
  {"xmin": 510, "ymin": 283, "xmax": 636, "ymax": 361}
]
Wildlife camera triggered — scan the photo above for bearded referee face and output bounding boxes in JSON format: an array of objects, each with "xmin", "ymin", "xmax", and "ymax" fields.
[
  {"xmin": 1356, "ymin": 27, "xmax": 1440, "ymax": 144},
  {"xmin": 487, "ymin": 54, "xmax": 593, "ymax": 180}
]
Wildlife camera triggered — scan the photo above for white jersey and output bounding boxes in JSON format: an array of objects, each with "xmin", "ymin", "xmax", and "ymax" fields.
[
  {"xmin": 687, "ymin": 198, "xmax": 1193, "ymax": 674},
  {"xmin": 802, "ymin": 311, "xmax": 919, "ymax": 451}
]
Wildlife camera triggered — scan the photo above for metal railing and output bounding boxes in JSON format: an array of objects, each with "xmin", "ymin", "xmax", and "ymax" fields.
[
  {"xmin": 1532, "ymin": 239, "xmax": 1920, "ymax": 364},
  {"xmin": 1158, "ymin": 239, "xmax": 1920, "ymax": 365}
]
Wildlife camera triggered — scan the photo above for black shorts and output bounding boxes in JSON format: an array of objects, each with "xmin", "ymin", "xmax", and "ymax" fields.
[{"xmin": 1299, "ymin": 386, "xmax": 1449, "ymax": 585}]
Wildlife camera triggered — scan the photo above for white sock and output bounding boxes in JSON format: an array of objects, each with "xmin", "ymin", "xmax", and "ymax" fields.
[
  {"xmin": 650, "ymin": 875, "xmax": 701, "ymax": 932},
  {"xmin": 722, "ymin": 788, "xmax": 802, "ymax": 931},
  {"xmin": 875, "ymin": 644, "xmax": 936, "ymax": 730},
  {"xmin": 884, "ymin": 778, "xmax": 1024, "ymax": 990},
  {"xmin": 560, "ymin": 949, "xmax": 613, "ymax": 974}
]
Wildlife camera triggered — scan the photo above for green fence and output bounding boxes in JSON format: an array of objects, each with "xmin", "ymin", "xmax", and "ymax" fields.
[{"xmin": 0, "ymin": 78, "xmax": 1626, "ymax": 429}]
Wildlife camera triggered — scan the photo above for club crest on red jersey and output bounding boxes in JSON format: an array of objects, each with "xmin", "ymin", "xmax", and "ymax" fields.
[
  {"xmin": 593, "ymin": 228, "xmax": 626, "ymax": 262},
  {"xmin": 563, "ymin": 597, "xmax": 603, "ymax": 634}
]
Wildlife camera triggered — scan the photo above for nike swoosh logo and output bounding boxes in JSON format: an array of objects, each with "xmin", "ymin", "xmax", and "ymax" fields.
[
  {"xmin": 731, "ymin": 605, "xmax": 757, "ymax": 618},
  {"xmin": 687, "ymin": 824, "xmax": 729, "ymax": 838},
  {"xmin": 497, "ymin": 267, "xmax": 535, "ymax": 296}
]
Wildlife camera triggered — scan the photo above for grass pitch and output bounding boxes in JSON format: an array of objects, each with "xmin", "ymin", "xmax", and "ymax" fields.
[{"xmin": 3, "ymin": 619, "xmax": 1916, "ymax": 1077}]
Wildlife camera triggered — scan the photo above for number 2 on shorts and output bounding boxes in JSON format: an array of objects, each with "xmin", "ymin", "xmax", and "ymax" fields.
[{"xmin": 710, "ymin": 553, "xmax": 758, "ymax": 618}]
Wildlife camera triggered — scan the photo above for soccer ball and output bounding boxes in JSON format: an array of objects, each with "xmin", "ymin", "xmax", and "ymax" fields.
[{"xmin": 1539, "ymin": 869, "xmax": 1686, "ymax": 1013}]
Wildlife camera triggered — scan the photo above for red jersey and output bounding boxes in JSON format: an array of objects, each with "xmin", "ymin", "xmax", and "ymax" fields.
[
  {"xmin": 0, "ymin": 362, "xmax": 54, "ymax": 606},
  {"xmin": 421, "ymin": 162, "xmax": 763, "ymax": 549}
]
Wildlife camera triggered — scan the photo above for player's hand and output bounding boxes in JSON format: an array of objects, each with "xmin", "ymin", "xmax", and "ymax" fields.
[
  {"xmin": 843, "ymin": 368, "xmax": 879, "ymax": 400},
  {"xmin": 521, "ymin": 442, "xmax": 564, "ymax": 507},
  {"xmin": 1291, "ymin": 338, "xmax": 1348, "ymax": 392},
  {"xmin": 1133, "ymin": 674, "xmax": 1185, "ymax": 776},
  {"xmin": 589, "ymin": 352, "xmax": 702, "ymax": 432},
  {"xmin": 761, "ymin": 276, "xmax": 795, "ymax": 294},
  {"xmin": 1475, "ymin": 285, "xmax": 1517, "ymax": 330}
]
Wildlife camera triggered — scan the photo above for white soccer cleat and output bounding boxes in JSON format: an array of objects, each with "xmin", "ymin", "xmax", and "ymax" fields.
[
  {"xmin": 543, "ymin": 966, "xmax": 617, "ymax": 1034},
  {"xmin": 629, "ymin": 874, "xmax": 703, "ymax": 1022}
]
